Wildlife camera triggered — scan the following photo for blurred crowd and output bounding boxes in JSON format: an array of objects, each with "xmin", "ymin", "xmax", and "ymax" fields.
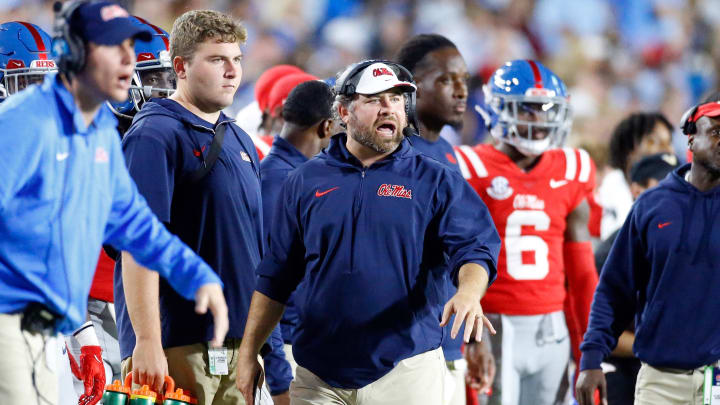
[{"xmin": 5, "ymin": 0, "xmax": 719, "ymax": 174}]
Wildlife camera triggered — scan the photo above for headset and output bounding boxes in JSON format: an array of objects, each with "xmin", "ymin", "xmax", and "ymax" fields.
[
  {"xmin": 680, "ymin": 104, "xmax": 700, "ymax": 135},
  {"xmin": 334, "ymin": 59, "xmax": 419, "ymax": 136},
  {"xmin": 51, "ymin": 0, "xmax": 88, "ymax": 75}
]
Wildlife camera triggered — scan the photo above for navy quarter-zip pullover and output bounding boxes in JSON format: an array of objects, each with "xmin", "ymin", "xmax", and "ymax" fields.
[{"xmin": 256, "ymin": 133, "xmax": 501, "ymax": 388}]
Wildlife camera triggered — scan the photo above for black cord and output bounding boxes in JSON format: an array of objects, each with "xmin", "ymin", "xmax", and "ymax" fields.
[{"xmin": 20, "ymin": 330, "xmax": 54, "ymax": 405}]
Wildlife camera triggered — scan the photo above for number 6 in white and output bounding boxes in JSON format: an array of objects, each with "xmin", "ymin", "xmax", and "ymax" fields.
[{"xmin": 505, "ymin": 210, "xmax": 551, "ymax": 280}]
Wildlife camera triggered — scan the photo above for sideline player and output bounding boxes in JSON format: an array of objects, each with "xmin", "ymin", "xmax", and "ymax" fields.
[
  {"xmin": 258, "ymin": 80, "xmax": 334, "ymax": 395},
  {"xmin": 455, "ymin": 60, "xmax": 598, "ymax": 405},
  {"xmin": 394, "ymin": 33, "xmax": 473, "ymax": 405}
]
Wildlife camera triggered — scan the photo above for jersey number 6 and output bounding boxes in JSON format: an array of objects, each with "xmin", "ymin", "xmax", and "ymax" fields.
[{"xmin": 505, "ymin": 210, "xmax": 550, "ymax": 280}]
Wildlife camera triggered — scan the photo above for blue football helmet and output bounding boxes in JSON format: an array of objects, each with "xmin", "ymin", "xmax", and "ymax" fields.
[
  {"xmin": 0, "ymin": 22, "xmax": 56, "ymax": 101},
  {"xmin": 109, "ymin": 16, "xmax": 175, "ymax": 119},
  {"xmin": 482, "ymin": 60, "xmax": 571, "ymax": 156}
]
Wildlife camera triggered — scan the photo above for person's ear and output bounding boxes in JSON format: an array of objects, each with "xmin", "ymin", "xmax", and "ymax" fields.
[
  {"xmin": 630, "ymin": 182, "xmax": 646, "ymax": 201},
  {"xmin": 688, "ymin": 134, "xmax": 694, "ymax": 152},
  {"xmin": 317, "ymin": 119, "xmax": 332, "ymax": 138},
  {"xmin": 338, "ymin": 102, "xmax": 351, "ymax": 127},
  {"xmin": 173, "ymin": 56, "xmax": 187, "ymax": 80}
]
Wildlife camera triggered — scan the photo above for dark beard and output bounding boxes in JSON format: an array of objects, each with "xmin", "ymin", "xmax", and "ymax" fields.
[
  {"xmin": 695, "ymin": 155, "xmax": 720, "ymax": 179},
  {"xmin": 348, "ymin": 116, "xmax": 403, "ymax": 154}
]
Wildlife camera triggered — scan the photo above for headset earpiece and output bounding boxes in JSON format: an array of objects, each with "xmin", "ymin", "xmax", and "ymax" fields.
[
  {"xmin": 52, "ymin": 0, "xmax": 87, "ymax": 75},
  {"xmin": 681, "ymin": 104, "xmax": 699, "ymax": 135}
]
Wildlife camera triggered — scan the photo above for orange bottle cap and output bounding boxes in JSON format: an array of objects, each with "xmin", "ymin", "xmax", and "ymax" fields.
[
  {"xmin": 164, "ymin": 388, "xmax": 198, "ymax": 404},
  {"xmin": 130, "ymin": 384, "xmax": 158, "ymax": 400},
  {"xmin": 105, "ymin": 379, "xmax": 131, "ymax": 394}
]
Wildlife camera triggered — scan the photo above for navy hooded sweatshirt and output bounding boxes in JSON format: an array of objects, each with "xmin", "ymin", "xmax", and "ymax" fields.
[
  {"xmin": 114, "ymin": 99, "xmax": 281, "ymax": 360},
  {"xmin": 581, "ymin": 163, "xmax": 720, "ymax": 371},
  {"xmin": 256, "ymin": 133, "xmax": 501, "ymax": 388}
]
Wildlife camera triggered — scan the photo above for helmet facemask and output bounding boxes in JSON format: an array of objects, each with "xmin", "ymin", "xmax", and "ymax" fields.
[
  {"xmin": 0, "ymin": 63, "xmax": 56, "ymax": 100},
  {"xmin": 486, "ymin": 86, "xmax": 571, "ymax": 156}
]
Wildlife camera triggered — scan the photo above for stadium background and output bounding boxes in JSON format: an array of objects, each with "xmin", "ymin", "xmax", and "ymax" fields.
[{"xmin": 3, "ymin": 0, "xmax": 716, "ymax": 188}]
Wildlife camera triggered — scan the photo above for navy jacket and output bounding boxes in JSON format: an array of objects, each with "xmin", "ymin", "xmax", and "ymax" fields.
[
  {"xmin": 115, "ymin": 99, "xmax": 264, "ymax": 358},
  {"xmin": 258, "ymin": 136, "xmax": 306, "ymax": 394},
  {"xmin": 259, "ymin": 136, "xmax": 309, "ymax": 344},
  {"xmin": 256, "ymin": 133, "xmax": 501, "ymax": 388},
  {"xmin": 409, "ymin": 135, "xmax": 465, "ymax": 361},
  {"xmin": 581, "ymin": 164, "xmax": 720, "ymax": 370}
]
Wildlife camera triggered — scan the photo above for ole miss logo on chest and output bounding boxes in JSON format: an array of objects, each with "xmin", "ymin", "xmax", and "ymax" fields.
[{"xmin": 377, "ymin": 184, "xmax": 412, "ymax": 199}]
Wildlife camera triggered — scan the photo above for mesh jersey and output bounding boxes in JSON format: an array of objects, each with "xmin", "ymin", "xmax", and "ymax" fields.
[{"xmin": 454, "ymin": 144, "xmax": 596, "ymax": 315}]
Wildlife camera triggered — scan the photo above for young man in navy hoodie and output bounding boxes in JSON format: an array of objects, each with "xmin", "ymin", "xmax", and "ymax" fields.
[
  {"xmin": 116, "ymin": 9, "xmax": 286, "ymax": 404},
  {"xmin": 235, "ymin": 60, "xmax": 501, "ymax": 404},
  {"xmin": 577, "ymin": 99, "xmax": 720, "ymax": 405}
]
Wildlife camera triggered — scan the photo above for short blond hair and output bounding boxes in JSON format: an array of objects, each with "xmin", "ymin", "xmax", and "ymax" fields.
[{"xmin": 170, "ymin": 10, "xmax": 247, "ymax": 62}]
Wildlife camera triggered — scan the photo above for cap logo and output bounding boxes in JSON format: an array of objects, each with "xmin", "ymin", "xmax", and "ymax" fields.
[
  {"xmin": 372, "ymin": 67, "xmax": 394, "ymax": 78},
  {"xmin": 100, "ymin": 5, "xmax": 129, "ymax": 21},
  {"xmin": 31, "ymin": 60, "xmax": 56, "ymax": 68}
]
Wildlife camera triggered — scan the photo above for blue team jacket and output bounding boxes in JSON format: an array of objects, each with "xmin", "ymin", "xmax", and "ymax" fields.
[
  {"xmin": 256, "ymin": 133, "xmax": 501, "ymax": 388},
  {"xmin": 581, "ymin": 164, "xmax": 720, "ymax": 370},
  {"xmin": 0, "ymin": 74, "xmax": 221, "ymax": 333}
]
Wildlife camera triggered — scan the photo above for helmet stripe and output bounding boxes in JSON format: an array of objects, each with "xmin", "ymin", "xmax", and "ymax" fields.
[
  {"xmin": 525, "ymin": 59, "xmax": 543, "ymax": 89},
  {"xmin": 16, "ymin": 22, "xmax": 47, "ymax": 60},
  {"xmin": 134, "ymin": 16, "xmax": 170, "ymax": 51}
]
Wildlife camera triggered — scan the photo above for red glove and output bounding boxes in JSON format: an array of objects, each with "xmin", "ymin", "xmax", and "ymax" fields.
[{"xmin": 78, "ymin": 345, "xmax": 105, "ymax": 405}]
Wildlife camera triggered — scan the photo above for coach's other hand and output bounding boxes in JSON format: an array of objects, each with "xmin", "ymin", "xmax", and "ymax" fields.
[
  {"xmin": 236, "ymin": 354, "xmax": 263, "ymax": 405},
  {"xmin": 195, "ymin": 283, "xmax": 229, "ymax": 348},
  {"xmin": 576, "ymin": 369, "xmax": 607, "ymax": 405}
]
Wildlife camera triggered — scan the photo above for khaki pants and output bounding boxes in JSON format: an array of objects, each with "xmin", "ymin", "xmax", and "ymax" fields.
[
  {"xmin": 284, "ymin": 344, "xmax": 298, "ymax": 377},
  {"xmin": 290, "ymin": 348, "xmax": 447, "ymax": 405},
  {"xmin": 446, "ymin": 359, "xmax": 467, "ymax": 405},
  {"xmin": 634, "ymin": 362, "xmax": 705, "ymax": 405},
  {"xmin": 0, "ymin": 312, "xmax": 58, "ymax": 404},
  {"xmin": 122, "ymin": 339, "xmax": 246, "ymax": 405}
]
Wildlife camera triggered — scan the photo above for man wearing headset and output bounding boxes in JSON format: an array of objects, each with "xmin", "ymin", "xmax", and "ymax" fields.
[
  {"xmin": 234, "ymin": 60, "xmax": 501, "ymax": 405},
  {"xmin": 577, "ymin": 95, "xmax": 720, "ymax": 405},
  {"xmin": 0, "ymin": 2, "xmax": 229, "ymax": 404}
]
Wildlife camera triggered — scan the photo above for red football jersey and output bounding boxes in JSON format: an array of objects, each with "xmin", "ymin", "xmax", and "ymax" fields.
[
  {"xmin": 454, "ymin": 144, "xmax": 596, "ymax": 315},
  {"xmin": 251, "ymin": 134, "xmax": 274, "ymax": 160}
]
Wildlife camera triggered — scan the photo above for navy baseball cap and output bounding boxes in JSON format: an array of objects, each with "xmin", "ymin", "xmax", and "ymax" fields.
[{"xmin": 71, "ymin": 1, "xmax": 152, "ymax": 45}]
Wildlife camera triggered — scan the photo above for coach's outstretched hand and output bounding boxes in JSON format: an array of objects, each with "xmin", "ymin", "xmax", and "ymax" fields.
[
  {"xmin": 440, "ymin": 291, "xmax": 495, "ymax": 343},
  {"xmin": 440, "ymin": 262, "xmax": 496, "ymax": 343},
  {"xmin": 576, "ymin": 369, "xmax": 607, "ymax": 405},
  {"xmin": 195, "ymin": 283, "xmax": 229, "ymax": 347}
]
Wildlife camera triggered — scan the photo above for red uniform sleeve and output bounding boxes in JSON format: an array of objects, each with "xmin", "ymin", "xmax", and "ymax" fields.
[{"xmin": 563, "ymin": 241, "xmax": 598, "ymax": 362}]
